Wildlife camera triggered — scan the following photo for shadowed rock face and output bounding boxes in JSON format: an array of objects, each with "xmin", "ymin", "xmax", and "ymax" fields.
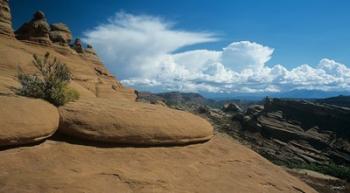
[
  {"xmin": 15, "ymin": 11, "xmax": 51, "ymax": 45},
  {"xmin": 235, "ymin": 98, "xmax": 350, "ymax": 166},
  {"xmin": 0, "ymin": 0, "xmax": 14, "ymax": 36},
  {"xmin": 264, "ymin": 99, "xmax": 350, "ymax": 138},
  {"xmin": 49, "ymin": 23, "xmax": 72, "ymax": 46}
]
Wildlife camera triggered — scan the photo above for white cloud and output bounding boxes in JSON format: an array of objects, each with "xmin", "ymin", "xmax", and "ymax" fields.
[
  {"xmin": 221, "ymin": 41, "xmax": 274, "ymax": 72},
  {"xmin": 83, "ymin": 12, "xmax": 217, "ymax": 79},
  {"xmin": 84, "ymin": 12, "xmax": 350, "ymax": 93}
]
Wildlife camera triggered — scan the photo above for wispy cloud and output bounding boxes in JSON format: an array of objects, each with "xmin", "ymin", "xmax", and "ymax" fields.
[{"xmin": 84, "ymin": 12, "xmax": 350, "ymax": 93}]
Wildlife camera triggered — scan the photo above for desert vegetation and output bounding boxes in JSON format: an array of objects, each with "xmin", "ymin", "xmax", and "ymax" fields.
[
  {"xmin": 17, "ymin": 52, "xmax": 79, "ymax": 106},
  {"xmin": 291, "ymin": 162, "xmax": 350, "ymax": 181}
]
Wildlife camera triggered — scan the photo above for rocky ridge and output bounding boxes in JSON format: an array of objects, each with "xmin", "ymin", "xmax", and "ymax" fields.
[
  {"xmin": 317, "ymin": 95, "xmax": 350, "ymax": 108},
  {"xmin": 233, "ymin": 98, "xmax": 350, "ymax": 167}
]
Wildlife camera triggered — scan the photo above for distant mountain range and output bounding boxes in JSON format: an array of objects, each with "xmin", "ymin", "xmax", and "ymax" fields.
[
  {"xmin": 201, "ymin": 89, "xmax": 350, "ymax": 101},
  {"xmin": 317, "ymin": 95, "xmax": 350, "ymax": 108},
  {"xmin": 138, "ymin": 90, "xmax": 350, "ymax": 110}
]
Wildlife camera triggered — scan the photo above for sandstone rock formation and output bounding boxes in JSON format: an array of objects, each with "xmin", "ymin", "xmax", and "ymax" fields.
[
  {"xmin": 0, "ymin": 36, "xmax": 135, "ymax": 101},
  {"xmin": 0, "ymin": 0, "xmax": 14, "ymax": 37},
  {"xmin": 59, "ymin": 98, "xmax": 213, "ymax": 145},
  {"xmin": 85, "ymin": 44, "xmax": 97, "ymax": 55},
  {"xmin": 15, "ymin": 11, "xmax": 51, "ymax": 45},
  {"xmin": 0, "ymin": 133, "xmax": 317, "ymax": 193},
  {"xmin": 0, "ymin": 96, "xmax": 59, "ymax": 146},
  {"xmin": 223, "ymin": 103, "xmax": 242, "ymax": 113},
  {"xmin": 71, "ymin": 38, "xmax": 84, "ymax": 53},
  {"xmin": 0, "ymin": 15, "xmax": 213, "ymax": 146},
  {"xmin": 49, "ymin": 23, "xmax": 72, "ymax": 46},
  {"xmin": 234, "ymin": 98, "xmax": 350, "ymax": 166}
]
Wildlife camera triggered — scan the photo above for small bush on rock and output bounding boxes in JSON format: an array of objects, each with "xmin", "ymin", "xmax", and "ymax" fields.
[{"xmin": 17, "ymin": 52, "xmax": 79, "ymax": 106}]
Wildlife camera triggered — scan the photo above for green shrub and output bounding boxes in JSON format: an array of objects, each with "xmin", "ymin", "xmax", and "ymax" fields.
[
  {"xmin": 17, "ymin": 52, "xmax": 79, "ymax": 106},
  {"xmin": 275, "ymin": 160, "xmax": 350, "ymax": 181},
  {"xmin": 299, "ymin": 163, "xmax": 350, "ymax": 181}
]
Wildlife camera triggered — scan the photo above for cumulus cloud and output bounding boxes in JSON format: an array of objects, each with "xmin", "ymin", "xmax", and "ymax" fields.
[
  {"xmin": 83, "ymin": 12, "xmax": 217, "ymax": 79},
  {"xmin": 84, "ymin": 12, "xmax": 350, "ymax": 93},
  {"xmin": 221, "ymin": 41, "xmax": 274, "ymax": 72}
]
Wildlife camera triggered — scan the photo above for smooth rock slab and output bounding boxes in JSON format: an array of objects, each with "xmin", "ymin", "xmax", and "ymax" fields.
[
  {"xmin": 0, "ymin": 134, "xmax": 317, "ymax": 193},
  {"xmin": 58, "ymin": 98, "xmax": 213, "ymax": 145},
  {"xmin": 0, "ymin": 96, "xmax": 59, "ymax": 146}
]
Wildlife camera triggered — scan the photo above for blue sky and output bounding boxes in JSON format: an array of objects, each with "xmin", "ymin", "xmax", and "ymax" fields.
[{"xmin": 10, "ymin": 0, "xmax": 350, "ymax": 94}]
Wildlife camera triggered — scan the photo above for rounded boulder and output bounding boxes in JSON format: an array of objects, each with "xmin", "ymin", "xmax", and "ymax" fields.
[
  {"xmin": 58, "ymin": 98, "xmax": 213, "ymax": 145},
  {"xmin": 0, "ymin": 96, "xmax": 59, "ymax": 146}
]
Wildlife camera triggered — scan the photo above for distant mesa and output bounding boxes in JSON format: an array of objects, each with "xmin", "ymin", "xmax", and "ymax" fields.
[{"xmin": 0, "ymin": 0, "xmax": 14, "ymax": 37}]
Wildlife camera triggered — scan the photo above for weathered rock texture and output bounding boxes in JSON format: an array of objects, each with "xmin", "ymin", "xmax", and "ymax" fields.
[
  {"xmin": 49, "ymin": 23, "xmax": 72, "ymax": 46},
  {"xmin": 0, "ymin": 96, "xmax": 59, "ymax": 146},
  {"xmin": 0, "ymin": 0, "xmax": 14, "ymax": 37},
  {"xmin": 59, "ymin": 98, "xmax": 213, "ymax": 145},
  {"xmin": 15, "ymin": 11, "xmax": 51, "ymax": 45},
  {"xmin": 234, "ymin": 98, "xmax": 350, "ymax": 166},
  {"xmin": 0, "ymin": 134, "xmax": 317, "ymax": 193}
]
